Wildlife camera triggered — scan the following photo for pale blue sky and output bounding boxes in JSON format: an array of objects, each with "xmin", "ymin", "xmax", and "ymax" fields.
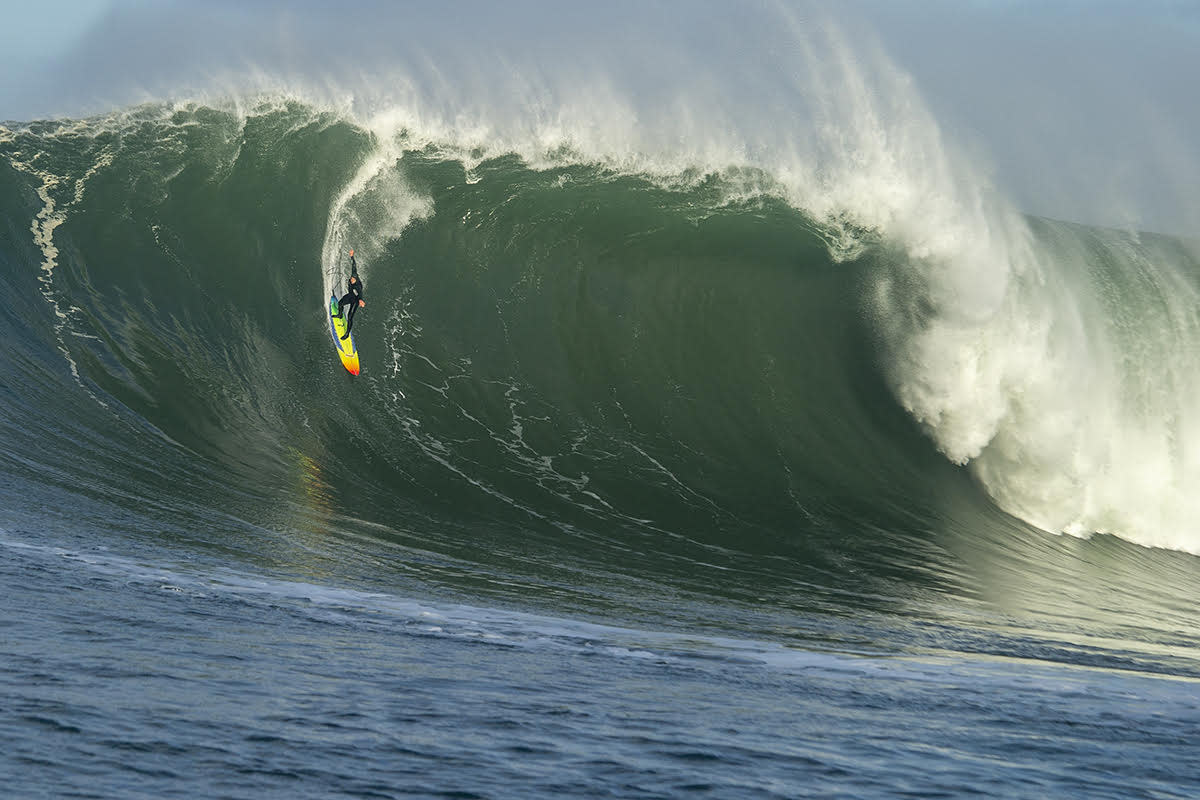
[{"xmin": 0, "ymin": 0, "xmax": 113, "ymax": 116}]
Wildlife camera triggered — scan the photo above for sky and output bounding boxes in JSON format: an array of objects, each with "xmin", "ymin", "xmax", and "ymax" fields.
[
  {"xmin": 0, "ymin": 0, "xmax": 113, "ymax": 112},
  {"xmin": 2, "ymin": 0, "xmax": 1197, "ymax": 235},
  {"xmin": 843, "ymin": 0, "xmax": 1200, "ymax": 234}
]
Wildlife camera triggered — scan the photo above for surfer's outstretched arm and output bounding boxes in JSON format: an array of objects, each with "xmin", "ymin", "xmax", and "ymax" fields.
[{"xmin": 349, "ymin": 248, "xmax": 358, "ymax": 279}]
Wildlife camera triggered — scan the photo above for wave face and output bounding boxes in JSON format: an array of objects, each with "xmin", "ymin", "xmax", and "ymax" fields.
[{"xmin": 2, "ymin": 98, "xmax": 1200, "ymax": 661}]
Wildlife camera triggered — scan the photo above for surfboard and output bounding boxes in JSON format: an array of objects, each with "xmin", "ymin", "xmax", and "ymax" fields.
[{"xmin": 328, "ymin": 294, "xmax": 360, "ymax": 375}]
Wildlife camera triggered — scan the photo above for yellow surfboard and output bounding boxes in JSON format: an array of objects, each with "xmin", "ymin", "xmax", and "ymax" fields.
[{"xmin": 328, "ymin": 294, "xmax": 360, "ymax": 375}]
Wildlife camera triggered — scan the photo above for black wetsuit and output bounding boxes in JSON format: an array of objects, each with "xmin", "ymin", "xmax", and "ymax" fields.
[{"xmin": 335, "ymin": 256, "xmax": 364, "ymax": 338}]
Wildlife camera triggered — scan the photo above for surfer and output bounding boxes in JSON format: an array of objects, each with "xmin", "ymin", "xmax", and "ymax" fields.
[{"xmin": 333, "ymin": 249, "xmax": 365, "ymax": 339}]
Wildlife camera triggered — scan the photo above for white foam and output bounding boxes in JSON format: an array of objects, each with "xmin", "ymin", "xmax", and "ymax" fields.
[
  {"xmin": 320, "ymin": 133, "xmax": 433, "ymax": 298},
  {"xmin": 7, "ymin": 133, "xmax": 115, "ymax": 403}
]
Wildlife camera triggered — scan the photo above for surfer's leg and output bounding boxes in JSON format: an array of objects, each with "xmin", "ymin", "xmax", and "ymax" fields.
[{"xmin": 339, "ymin": 304, "xmax": 356, "ymax": 339}]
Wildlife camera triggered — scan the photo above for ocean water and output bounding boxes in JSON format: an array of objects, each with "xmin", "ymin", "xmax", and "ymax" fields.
[{"xmin": 3, "ymin": 8, "xmax": 1200, "ymax": 798}]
